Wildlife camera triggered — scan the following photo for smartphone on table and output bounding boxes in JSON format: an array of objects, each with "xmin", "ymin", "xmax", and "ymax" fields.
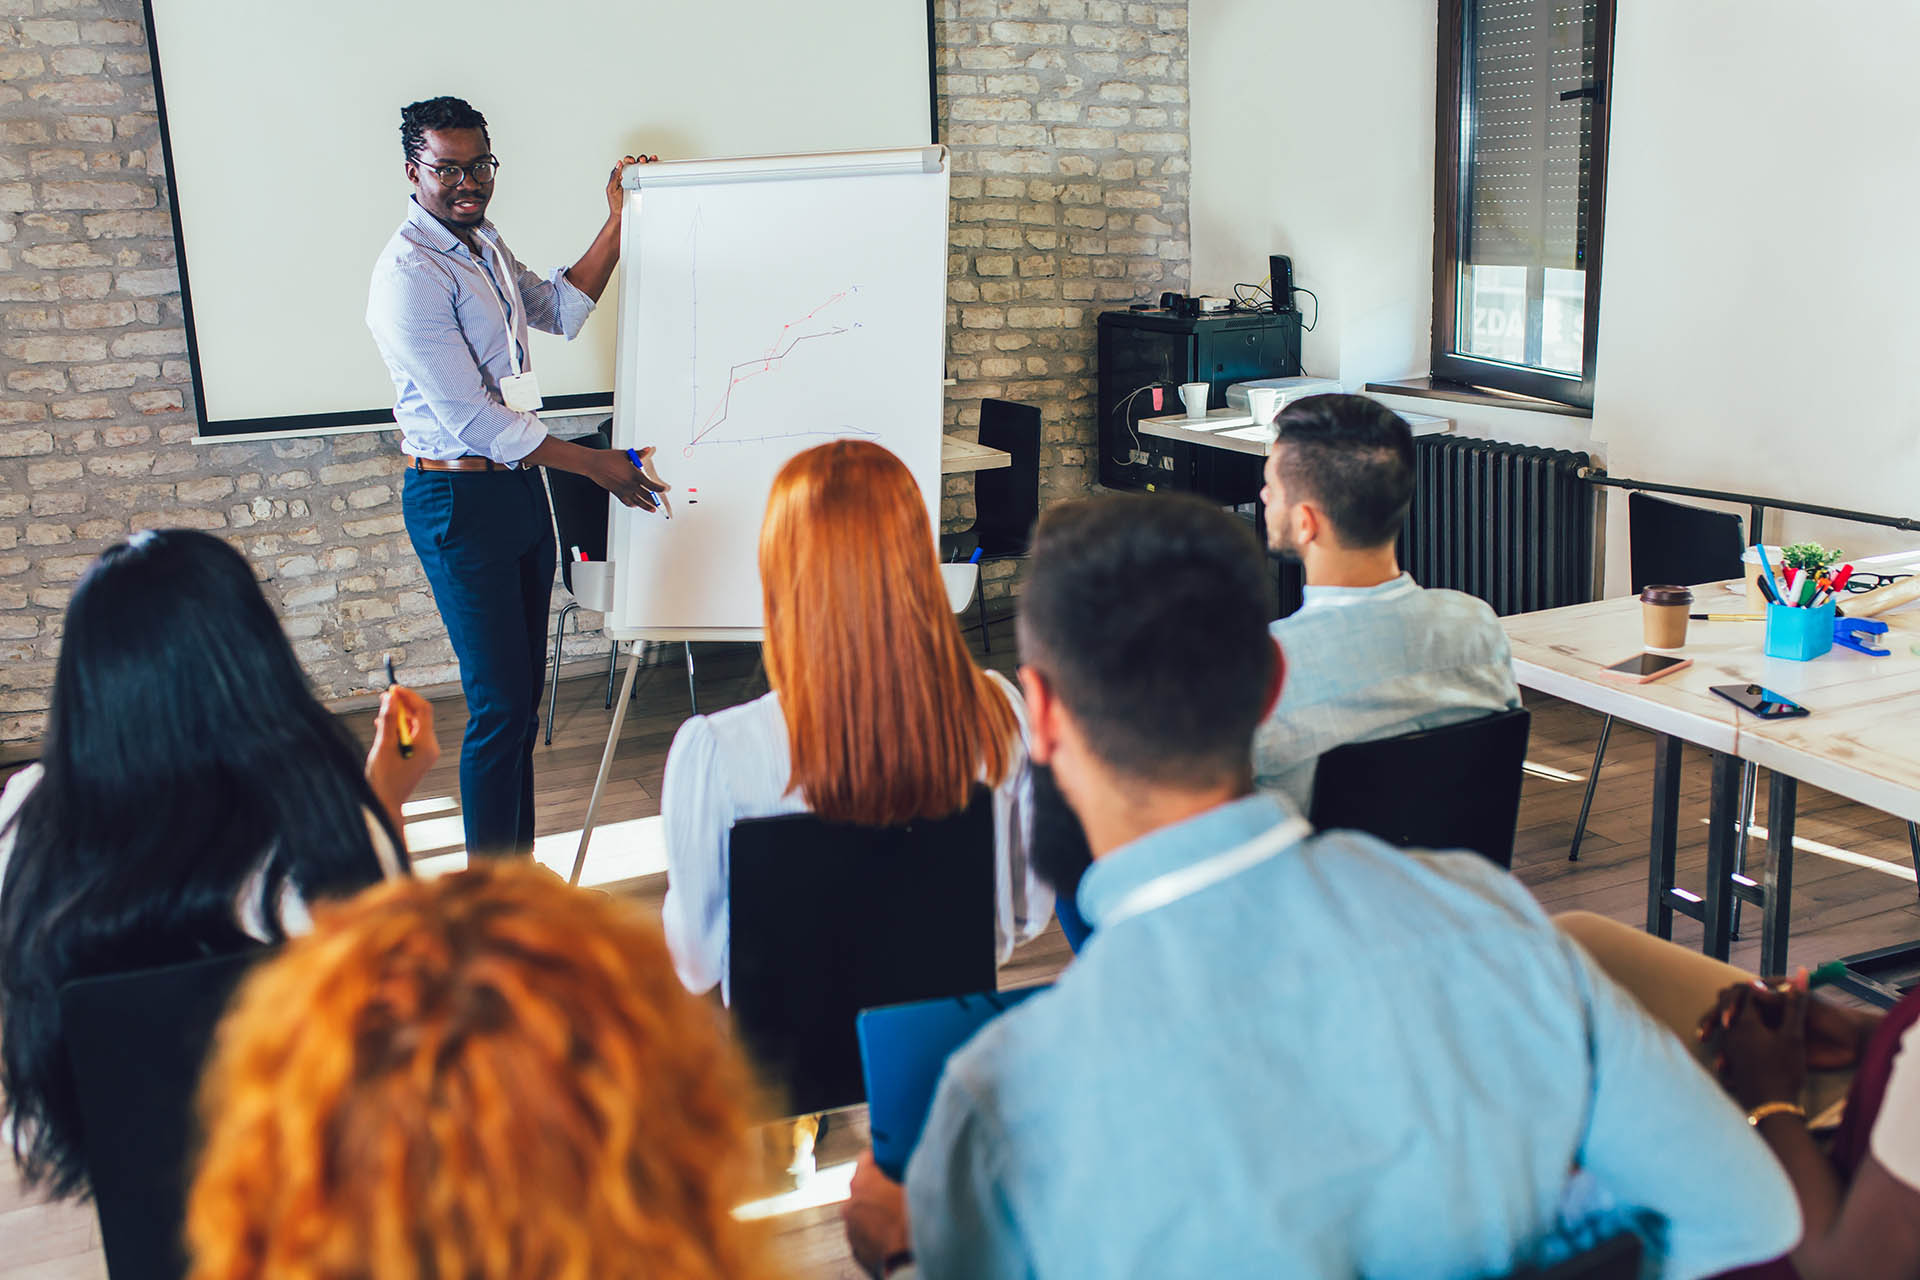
[
  {"xmin": 1600, "ymin": 652, "xmax": 1693, "ymax": 684},
  {"xmin": 1710, "ymin": 684, "xmax": 1811, "ymax": 719}
]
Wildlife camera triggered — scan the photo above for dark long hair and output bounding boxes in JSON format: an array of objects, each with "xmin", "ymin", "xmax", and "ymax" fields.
[{"xmin": 0, "ymin": 529, "xmax": 403, "ymax": 1198}]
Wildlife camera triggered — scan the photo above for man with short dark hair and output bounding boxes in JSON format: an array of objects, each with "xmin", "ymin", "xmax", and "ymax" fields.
[
  {"xmin": 367, "ymin": 97, "xmax": 665, "ymax": 858},
  {"xmin": 840, "ymin": 493, "xmax": 1797, "ymax": 1279},
  {"xmin": 1256, "ymin": 393, "xmax": 1521, "ymax": 807}
]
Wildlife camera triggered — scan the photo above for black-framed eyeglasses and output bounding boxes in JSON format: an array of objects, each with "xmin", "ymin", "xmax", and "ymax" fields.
[
  {"xmin": 1845, "ymin": 571, "xmax": 1912, "ymax": 593},
  {"xmin": 415, "ymin": 155, "xmax": 498, "ymax": 187}
]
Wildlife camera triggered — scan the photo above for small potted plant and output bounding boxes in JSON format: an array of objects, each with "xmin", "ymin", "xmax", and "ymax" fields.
[{"xmin": 1779, "ymin": 542, "xmax": 1843, "ymax": 575}]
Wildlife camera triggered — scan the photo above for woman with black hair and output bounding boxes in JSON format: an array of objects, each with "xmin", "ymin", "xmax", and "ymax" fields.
[{"xmin": 0, "ymin": 528, "xmax": 439, "ymax": 1199}]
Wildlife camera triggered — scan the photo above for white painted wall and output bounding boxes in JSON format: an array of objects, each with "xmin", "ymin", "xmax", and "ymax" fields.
[
  {"xmin": 1189, "ymin": 0, "xmax": 1438, "ymax": 393},
  {"xmin": 1191, "ymin": 0, "xmax": 1920, "ymax": 593},
  {"xmin": 1592, "ymin": 1, "xmax": 1920, "ymax": 576}
]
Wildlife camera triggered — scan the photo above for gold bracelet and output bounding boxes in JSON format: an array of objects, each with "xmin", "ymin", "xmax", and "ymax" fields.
[{"xmin": 1747, "ymin": 1100, "xmax": 1806, "ymax": 1127}]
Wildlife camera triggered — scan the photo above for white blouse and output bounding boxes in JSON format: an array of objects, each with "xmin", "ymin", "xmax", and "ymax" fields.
[
  {"xmin": 660, "ymin": 669, "xmax": 1051, "ymax": 1002},
  {"xmin": 0, "ymin": 764, "xmax": 404, "ymax": 940}
]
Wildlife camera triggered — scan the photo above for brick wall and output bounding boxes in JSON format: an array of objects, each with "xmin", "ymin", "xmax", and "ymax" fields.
[
  {"xmin": 937, "ymin": 0, "xmax": 1190, "ymax": 603},
  {"xmin": 0, "ymin": 0, "xmax": 1189, "ymax": 742}
]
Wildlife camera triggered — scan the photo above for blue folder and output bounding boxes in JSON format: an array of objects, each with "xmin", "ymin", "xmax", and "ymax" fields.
[{"xmin": 857, "ymin": 985, "xmax": 1052, "ymax": 1180}]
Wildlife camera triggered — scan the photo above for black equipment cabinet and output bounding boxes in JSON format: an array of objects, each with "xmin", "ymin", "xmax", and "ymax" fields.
[{"xmin": 1095, "ymin": 309, "xmax": 1302, "ymax": 492}]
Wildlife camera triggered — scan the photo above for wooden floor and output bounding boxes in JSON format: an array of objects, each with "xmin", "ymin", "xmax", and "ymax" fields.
[{"xmin": 8, "ymin": 617, "xmax": 1920, "ymax": 1278}]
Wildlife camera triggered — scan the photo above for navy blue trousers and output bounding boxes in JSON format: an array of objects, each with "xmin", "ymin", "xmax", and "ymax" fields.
[{"xmin": 403, "ymin": 466, "xmax": 555, "ymax": 859}]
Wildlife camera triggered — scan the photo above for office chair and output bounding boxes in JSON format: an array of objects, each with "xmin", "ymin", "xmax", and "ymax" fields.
[
  {"xmin": 940, "ymin": 399, "xmax": 1040, "ymax": 653},
  {"xmin": 541, "ymin": 423, "xmax": 625, "ymax": 744},
  {"xmin": 1308, "ymin": 708, "xmax": 1532, "ymax": 870},
  {"xmin": 727, "ymin": 787, "xmax": 998, "ymax": 1117},
  {"xmin": 1569, "ymin": 495, "xmax": 1749, "ymax": 862},
  {"xmin": 60, "ymin": 947, "xmax": 270, "ymax": 1280},
  {"xmin": 1499, "ymin": 1233, "xmax": 1642, "ymax": 1280}
]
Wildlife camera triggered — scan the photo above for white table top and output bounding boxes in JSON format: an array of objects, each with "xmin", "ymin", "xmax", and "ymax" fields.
[
  {"xmin": 1503, "ymin": 584, "xmax": 1920, "ymax": 824},
  {"xmin": 1138, "ymin": 409, "xmax": 1454, "ymax": 457},
  {"xmin": 942, "ymin": 434, "xmax": 1012, "ymax": 474}
]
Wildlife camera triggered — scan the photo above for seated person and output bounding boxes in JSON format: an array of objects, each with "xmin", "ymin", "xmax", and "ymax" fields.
[
  {"xmin": 841, "ymin": 493, "xmax": 1797, "ymax": 1279},
  {"xmin": 1256, "ymin": 393, "xmax": 1521, "ymax": 807},
  {"xmin": 660, "ymin": 439, "xmax": 1049, "ymax": 1001},
  {"xmin": 186, "ymin": 864, "xmax": 774, "ymax": 1280},
  {"xmin": 0, "ymin": 528, "xmax": 434, "ymax": 1200},
  {"xmin": 1561, "ymin": 911, "xmax": 1920, "ymax": 1280}
]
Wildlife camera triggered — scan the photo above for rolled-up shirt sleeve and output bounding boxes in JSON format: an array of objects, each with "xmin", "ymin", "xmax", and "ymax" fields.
[
  {"xmin": 366, "ymin": 259, "xmax": 548, "ymax": 465},
  {"xmin": 506, "ymin": 245, "xmax": 595, "ymax": 340}
]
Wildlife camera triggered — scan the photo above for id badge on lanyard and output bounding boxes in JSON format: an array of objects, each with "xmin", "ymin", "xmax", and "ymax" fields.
[{"xmin": 481, "ymin": 237, "xmax": 542, "ymax": 413}]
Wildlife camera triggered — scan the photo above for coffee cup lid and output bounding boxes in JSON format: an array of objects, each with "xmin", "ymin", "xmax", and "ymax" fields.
[{"xmin": 1640, "ymin": 584, "xmax": 1693, "ymax": 605}]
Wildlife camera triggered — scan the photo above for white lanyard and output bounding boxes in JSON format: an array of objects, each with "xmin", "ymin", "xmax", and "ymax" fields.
[
  {"xmin": 1300, "ymin": 575, "xmax": 1419, "ymax": 612},
  {"xmin": 472, "ymin": 233, "xmax": 523, "ymax": 377},
  {"xmin": 1099, "ymin": 815, "xmax": 1314, "ymax": 930}
]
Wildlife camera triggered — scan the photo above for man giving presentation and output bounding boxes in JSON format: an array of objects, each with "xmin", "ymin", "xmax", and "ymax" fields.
[{"xmin": 367, "ymin": 95, "xmax": 664, "ymax": 858}]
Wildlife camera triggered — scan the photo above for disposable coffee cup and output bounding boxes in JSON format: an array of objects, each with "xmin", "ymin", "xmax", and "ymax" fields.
[
  {"xmin": 1742, "ymin": 545, "xmax": 1782, "ymax": 611},
  {"xmin": 1640, "ymin": 584, "xmax": 1692, "ymax": 650},
  {"xmin": 1179, "ymin": 381, "xmax": 1210, "ymax": 420}
]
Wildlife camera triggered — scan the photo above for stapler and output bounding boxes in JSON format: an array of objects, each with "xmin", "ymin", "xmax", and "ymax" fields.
[{"xmin": 1834, "ymin": 616, "xmax": 1891, "ymax": 657}]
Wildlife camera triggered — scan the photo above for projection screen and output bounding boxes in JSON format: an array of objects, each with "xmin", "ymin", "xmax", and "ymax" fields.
[{"xmin": 142, "ymin": 0, "xmax": 936, "ymax": 437}]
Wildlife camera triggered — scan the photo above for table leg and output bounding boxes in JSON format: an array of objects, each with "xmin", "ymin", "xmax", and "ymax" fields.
[
  {"xmin": 570, "ymin": 643, "xmax": 644, "ymax": 887},
  {"xmin": 1701, "ymin": 750, "xmax": 1741, "ymax": 961},
  {"xmin": 1761, "ymin": 772, "xmax": 1798, "ymax": 977},
  {"xmin": 1647, "ymin": 733, "xmax": 1683, "ymax": 938}
]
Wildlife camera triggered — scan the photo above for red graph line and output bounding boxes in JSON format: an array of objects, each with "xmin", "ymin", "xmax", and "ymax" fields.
[{"xmin": 689, "ymin": 291, "xmax": 857, "ymax": 448}]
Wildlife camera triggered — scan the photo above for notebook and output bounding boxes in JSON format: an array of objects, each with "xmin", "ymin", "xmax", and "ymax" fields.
[{"xmin": 857, "ymin": 984, "xmax": 1052, "ymax": 1179}]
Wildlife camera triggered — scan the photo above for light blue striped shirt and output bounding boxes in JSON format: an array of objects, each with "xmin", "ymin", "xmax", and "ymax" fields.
[
  {"xmin": 1256, "ymin": 573, "xmax": 1524, "ymax": 808},
  {"xmin": 366, "ymin": 198, "xmax": 595, "ymax": 464},
  {"xmin": 905, "ymin": 793, "xmax": 1801, "ymax": 1279}
]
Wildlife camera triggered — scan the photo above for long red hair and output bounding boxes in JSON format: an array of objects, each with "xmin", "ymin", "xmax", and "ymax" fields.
[
  {"xmin": 185, "ymin": 866, "xmax": 773, "ymax": 1280},
  {"xmin": 759, "ymin": 440, "xmax": 1017, "ymax": 825}
]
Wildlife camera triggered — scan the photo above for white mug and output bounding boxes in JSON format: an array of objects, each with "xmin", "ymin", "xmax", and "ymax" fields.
[
  {"xmin": 1179, "ymin": 381, "xmax": 1210, "ymax": 420},
  {"xmin": 1246, "ymin": 387, "xmax": 1281, "ymax": 427}
]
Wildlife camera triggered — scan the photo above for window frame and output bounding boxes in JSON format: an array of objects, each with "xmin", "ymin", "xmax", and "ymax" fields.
[{"xmin": 1431, "ymin": 0, "xmax": 1616, "ymax": 412}]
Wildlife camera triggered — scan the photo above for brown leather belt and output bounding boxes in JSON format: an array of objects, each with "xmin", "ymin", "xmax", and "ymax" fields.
[{"xmin": 409, "ymin": 455, "xmax": 520, "ymax": 472}]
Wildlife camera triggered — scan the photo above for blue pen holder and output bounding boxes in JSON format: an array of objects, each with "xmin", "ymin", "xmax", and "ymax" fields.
[{"xmin": 1764, "ymin": 601, "xmax": 1835, "ymax": 661}]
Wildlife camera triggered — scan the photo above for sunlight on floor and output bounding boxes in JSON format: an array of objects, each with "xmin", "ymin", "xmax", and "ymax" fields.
[
  {"xmin": 1700, "ymin": 819, "xmax": 1919, "ymax": 883},
  {"xmin": 409, "ymin": 814, "xmax": 671, "ymax": 887},
  {"xmin": 1522, "ymin": 759, "xmax": 1586, "ymax": 784},
  {"xmin": 732, "ymin": 1160, "xmax": 857, "ymax": 1222}
]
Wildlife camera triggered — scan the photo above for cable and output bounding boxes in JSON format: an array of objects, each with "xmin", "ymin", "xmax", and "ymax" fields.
[
  {"xmin": 1293, "ymin": 286, "xmax": 1319, "ymax": 332},
  {"xmin": 1109, "ymin": 382, "xmax": 1165, "ymax": 465}
]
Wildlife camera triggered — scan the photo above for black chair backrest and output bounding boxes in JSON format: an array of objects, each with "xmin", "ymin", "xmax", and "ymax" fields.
[
  {"xmin": 545, "ymin": 420, "xmax": 613, "ymax": 594},
  {"xmin": 1627, "ymin": 491, "xmax": 1745, "ymax": 594},
  {"xmin": 59, "ymin": 947, "xmax": 269, "ymax": 1280},
  {"xmin": 728, "ymin": 787, "xmax": 998, "ymax": 1117},
  {"xmin": 1308, "ymin": 708, "xmax": 1532, "ymax": 869},
  {"xmin": 1504, "ymin": 1232, "xmax": 1643, "ymax": 1279},
  {"xmin": 973, "ymin": 399, "xmax": 1041, "ymax": 555}
]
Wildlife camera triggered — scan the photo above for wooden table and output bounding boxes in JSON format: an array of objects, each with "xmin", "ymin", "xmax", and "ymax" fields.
[
  {"xmin": 942, "ymin": 434, "xmax": 1011, "ymax": 474},
  {"xmin": 1503, "ymin": 586, "xmax": 1920, "ymax": 974}
]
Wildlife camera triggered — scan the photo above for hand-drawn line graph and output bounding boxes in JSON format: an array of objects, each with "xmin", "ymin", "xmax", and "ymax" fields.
[{"xmin": 682, "ymin": 209, "xmax": 871, "ymax": 457}]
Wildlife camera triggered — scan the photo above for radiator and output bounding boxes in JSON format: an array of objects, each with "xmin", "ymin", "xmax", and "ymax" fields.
[{"xmin": 1398, "ymin": 435, "xmax": 1594, "ymax": 616}]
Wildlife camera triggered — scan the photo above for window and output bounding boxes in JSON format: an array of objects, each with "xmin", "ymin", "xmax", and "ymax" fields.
[{"xmin": 1433, "ymin": 0, "xmax": 1615, "ymax": 410}]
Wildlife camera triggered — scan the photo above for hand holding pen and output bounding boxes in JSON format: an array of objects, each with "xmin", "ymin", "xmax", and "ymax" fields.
[{"xmin": 366, "ymin": 655, "xmax": 439, "ymax": 835}]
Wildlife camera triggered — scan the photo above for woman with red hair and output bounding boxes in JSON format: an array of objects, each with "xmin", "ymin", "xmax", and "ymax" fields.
[
  {"xmin": 661, "ymin": 439, "xmax": 1049, "ymax": 1001},
  {"xmin": 186, "ymin": 864, "xmax": 773, "ymax": 1280}
]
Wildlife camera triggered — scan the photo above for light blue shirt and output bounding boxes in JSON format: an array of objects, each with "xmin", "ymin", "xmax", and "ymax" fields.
[
  {"xmin": 366, "ymin": 198, "xmax": 595, "ymax": 465},
  {"xmin": 1256, "ymin": 573, "xmax": 1523, "ymax": 808},
  {"xmin": 905, "ymin": 794, "xmax": 1800, "ymax": 1280}
]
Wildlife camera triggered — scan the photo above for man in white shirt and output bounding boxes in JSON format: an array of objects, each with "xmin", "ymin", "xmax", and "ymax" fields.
[{"xmin": 1255, "ymin": 393, "xmax": 1522, "ymax": 807}]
